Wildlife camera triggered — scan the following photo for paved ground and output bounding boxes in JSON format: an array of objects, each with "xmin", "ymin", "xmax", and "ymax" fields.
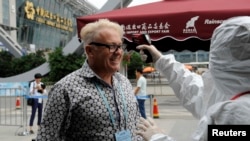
[{"xmin": 146, "ymin": 95, "xmax": 198, "ymax": 141}]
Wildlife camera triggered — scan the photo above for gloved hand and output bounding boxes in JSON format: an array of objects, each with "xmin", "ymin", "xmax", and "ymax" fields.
[
  {"xmin": 136, "ymin": 117, "xmax": 166, "ymax": 141},
  {"xmin": 136, "ymin": 45, "xmax": 162, "ymax": 63}
]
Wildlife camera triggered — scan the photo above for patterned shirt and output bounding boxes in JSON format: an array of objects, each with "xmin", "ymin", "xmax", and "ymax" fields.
[{"xmin": 36, "ymin": 61, "xmax": 143, "ymax": 141}]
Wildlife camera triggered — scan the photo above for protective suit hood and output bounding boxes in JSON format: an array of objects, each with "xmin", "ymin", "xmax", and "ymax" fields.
[{"xmin": 209, "ymin": 16, "xmax": 250, "ymax": 97}]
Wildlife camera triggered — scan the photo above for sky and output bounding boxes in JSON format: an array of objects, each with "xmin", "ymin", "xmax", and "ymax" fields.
[{"xmin": 86, "ymin": 0, "xmax": 162, "ymax": 9}]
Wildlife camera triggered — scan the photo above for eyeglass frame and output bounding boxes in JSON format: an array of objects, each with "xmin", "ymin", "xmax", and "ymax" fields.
[{"xmin": 89, "ymin": 42, "xmax": 127, "ymax": 53}]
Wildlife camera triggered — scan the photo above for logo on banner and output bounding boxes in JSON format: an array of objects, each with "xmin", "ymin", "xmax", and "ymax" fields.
[{"xmin": 183, "ymin": 16, "xmax": 199, "ymax": 34}]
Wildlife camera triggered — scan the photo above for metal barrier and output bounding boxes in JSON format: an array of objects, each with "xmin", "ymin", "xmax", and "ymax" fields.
[
  {"xmin": 17, "ymin": 95, "xmax": 48, "ymax": 136},
  {"xmin": 0, "ymin": 87, "xmax": 28, "ymax": 135},
  {"xmin": 0, "ymin": 82, "xmax": 48, "ymax": 136},
  {"xmin": 135, "ymin": 94, "xmax": 154, "ymax": 117}
]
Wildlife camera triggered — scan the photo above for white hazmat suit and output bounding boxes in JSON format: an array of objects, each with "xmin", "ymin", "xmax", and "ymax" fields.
[{"xmin": 136, "ymin": 16, "xmax": 250, "ymax": 141}]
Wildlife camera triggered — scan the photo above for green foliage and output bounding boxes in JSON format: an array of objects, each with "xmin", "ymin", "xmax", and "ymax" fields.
[
  {"xmin": 0, "ymin": 51, "xmax": 46, "ymax": 77},
  {"xmin": 12, "ymin": 52, "xmax": 46, "ymax": 75},
  {"xmin": 0, "ymin": 51, "xmax": 13, "ymax": 76},
  {"xmin": 127, "ymin": 52, "xmax": 146, "ymax": 79},
  {"xmin": 48, "ymin": 47, "xmax": 86, "ymax": 82}
]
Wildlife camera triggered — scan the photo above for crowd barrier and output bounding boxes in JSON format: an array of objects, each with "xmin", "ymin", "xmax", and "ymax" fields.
[
  {"xmin": 0, "ymin": 82, "xmax": 48, "ymax": 136},
  {"xmin": 17, "ymin": 95, "xmax": 48, "ymax": 136}
]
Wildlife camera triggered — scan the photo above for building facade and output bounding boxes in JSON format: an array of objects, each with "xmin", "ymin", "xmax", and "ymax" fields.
[
  {"xmin": 0, "ymin": 0, "xmax": 96, "ymax": 52},
  {"xmin": 0, "ymin": 0, "xmax": 17, "ymax": 41},
  {"xmin": 17, "ymin": 0, "xmax": 83, "ymax": 50}
]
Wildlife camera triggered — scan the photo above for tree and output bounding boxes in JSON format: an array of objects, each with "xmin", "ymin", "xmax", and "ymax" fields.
[
  {"xmin": 0, "ymin": 50, "xmax": 46, "ymax": 77},
  {"xmin": 127, "ymin": 52, "xmax": 146, "ymax": 79},
  {"xmin": 48, "ymin": 47, "xmax": 86, "ymax": 82},
  {"xmin": 0, "ymin": 51, "xmax": 13, "ymax": 77},
  {"xmin": 11, "ymin": 50, "xmax": 46, "ymax": 76}
]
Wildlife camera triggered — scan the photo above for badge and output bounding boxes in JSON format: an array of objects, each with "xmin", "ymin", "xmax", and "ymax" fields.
[{"xmin": 115, "ymin": 130, "xmax": 132, "ymax": 141}]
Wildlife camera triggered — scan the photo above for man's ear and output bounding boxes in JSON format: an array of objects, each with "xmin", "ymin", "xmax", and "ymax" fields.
[{"xmin": 85, "ymin": 45, "xmax": 93, "ymax": 57}]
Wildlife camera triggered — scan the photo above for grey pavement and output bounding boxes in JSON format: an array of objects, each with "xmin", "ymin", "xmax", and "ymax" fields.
[
  {"xmin": 145, "ymin": 95, "xmax": 198, "ymax": 141},
  {"xmin": 0, "ymin": 84, "xmax": 199, "ymax": 141}
]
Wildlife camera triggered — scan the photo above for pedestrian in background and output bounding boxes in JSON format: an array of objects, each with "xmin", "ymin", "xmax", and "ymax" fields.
[
  {"xmin": 36, "ymin": 19, "xmax": 143, "ymax": 140},
  {"xmin": 136, "ymin": 16, "xmax": 250, "ymax": 141},
  {"xmin": 134, "ymin": 67, "xmax": 147, "ymax": 119},
  {"xmin": 29, "ymin": 73, "xmax": 46, "ymax": 134}
]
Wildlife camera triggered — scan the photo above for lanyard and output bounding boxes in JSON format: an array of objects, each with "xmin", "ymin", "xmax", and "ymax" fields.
[
  {"xmin": 94, "ymin": 82, "xmax": 128, "ymax": 128},
  {"xmin": 230, "ymin": 91, "xmax": 250, "ymax": 100}
]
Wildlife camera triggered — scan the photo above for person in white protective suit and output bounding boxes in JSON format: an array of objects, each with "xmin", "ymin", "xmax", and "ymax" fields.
[{"xmin": 135, "ymin": 16, "xmax": 250, "ymax": 141}]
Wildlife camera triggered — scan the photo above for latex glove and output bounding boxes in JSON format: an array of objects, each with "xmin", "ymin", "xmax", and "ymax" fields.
[
  {"xmin": 136, "ymin": 117, "xmax": 166, "ymax": 141},
  {"xmin": 136, "ymin": 45, "xmax": 162, "ymax": 63}
]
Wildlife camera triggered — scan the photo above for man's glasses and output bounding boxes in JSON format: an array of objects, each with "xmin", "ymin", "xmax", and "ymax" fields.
[{"xmin": 89, "ymin": 42, "xmax": 127, "ymax": 53}]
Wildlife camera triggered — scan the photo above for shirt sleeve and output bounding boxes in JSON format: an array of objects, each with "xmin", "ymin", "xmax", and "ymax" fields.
[
  {"xmin": 155, "ymin": 55, "xmax": 205, "ymax": 118},
  {"xmin": 29, "ymin": 82, "xmax": 34, "ymax": 94},
  {"xmin": 36, "ymin": 83, "xmax": 70, "ymax": 140}
]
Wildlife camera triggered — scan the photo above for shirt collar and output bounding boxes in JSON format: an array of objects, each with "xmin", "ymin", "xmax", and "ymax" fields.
[{"xmin": 80, "ymin": 60, "xmax": 120, "ymax": 87}]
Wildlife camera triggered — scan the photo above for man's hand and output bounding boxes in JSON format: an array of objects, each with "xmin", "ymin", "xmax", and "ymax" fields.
[
  {"xmin": 136, "ymin": 45, "xmax": 162, "ymax": 63},
  {"xmin": 136, "ymin": 117, "xmax": 165, "ymax": 141}
]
